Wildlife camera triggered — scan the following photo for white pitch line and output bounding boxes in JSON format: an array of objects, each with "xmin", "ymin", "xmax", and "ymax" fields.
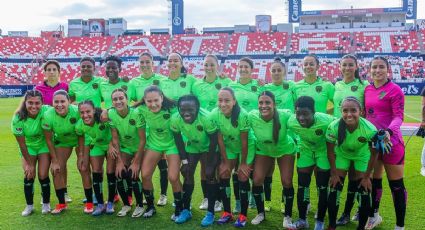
[{"xmin": 404, "ymin": 113, "xmax": 421, "ymax": 122}]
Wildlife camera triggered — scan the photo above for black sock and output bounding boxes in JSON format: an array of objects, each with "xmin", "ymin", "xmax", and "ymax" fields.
[
  {"xmin": 107, "ymin": 173, "xmax": 116, "ymax": 203},
  {"xmin": 55, "ymin": 188, "xmax": 66, "ymax": 204},
  {"xmin": 39, "ymin": 177, "xmax": 50, "ymax": 204},
  {"xmin": 389, "ymin": 178, "xmax": 407, "ymax": 227},
  {"xmin": 252, "ymin": 185, "xmax": 265, "ymax": 214},
  {"xmin": 370, "ymin": 178, "xmax": 383, "ymax": 217},
  {"xmin": 297, "ymin": 172, "xmax": 311, "ymax": 220},
  {"xmin": 239, "ymin": 180, "xmax": 250, "ymax": 216},
  {"xmin": 64, "ymin": 187, "xmax": 68, "ymax": 194},
  {"xmin": 173, "ymin": 191, "xmax": 183, "ymax": 216},
  {"xmin": 343, "ymin": 179, "xmax": 358, "ymax": 215},
  {"xmin": 92, "ymin": 172, "xmax": 104, "ymax": 205},
  {"xmin": 316, "ymin": 170, "xmax": 330, "ymax": 222},
  {"xmin": 207, "ymin": 183, "xmax": 218, "ymax": 213},
  {"xmin": 182, "ymin": 183, "xmax": 194, "ymax": 210},
  {"xmin": 283, "ymin": 187, "xmax": 294, "ymax": 217},
  {"xmin": 126, "ymin": 173, "xmax": 133, "ymax": 200},
  {"xmin": 84, "ymin": 188, "xmax": 93, "ymax": 203},
  {"xmin": 158, "ymin": 159, "xmax": 168, "ymax": 196},
  {"xmin": 232, "ymin": 173, "xmax": 240, "ymax": 201},
  {"xmin": 143, "ymin": 189, "xmax": 154, "ymax": 208},
  {"xmin": 327, "ymin": 177, "xmax": 344, "ymax": 228},
  {"xmin": 116, "ymin": 172, "xmax": 129, "ymax": 206},
  {"xmin": 358, "ymin": 182, "xmax": 371, "ymax": 230},
  {"xmin": 220, "ymin": 179, "xmax": 231, "ymax": 213},
  {"xmin": 24, "ymin": 178, "xmax": 34, "ymax": 205},
  {"xmin": 201, "ymin": 180, "xmax": 207, "ymax": 199},
  {"xmin": 264, "ymin": 176, "xmax": 272, "ymax": 201},
  {"xmin": 132, "ymin": 178, "xmax": 143, "ymax": 207}
]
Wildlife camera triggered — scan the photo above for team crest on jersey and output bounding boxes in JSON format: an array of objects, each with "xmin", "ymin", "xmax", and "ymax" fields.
[
  {"xmin": 16, "ymin": 127, "xmax": 22, "ymax": 132},
  {"xmin": 215, "ymin": 83, "xmax": 222, "ymax": 90},
  {"xmin": 276, "ymin": 99, "xmax": 282, "ymax": 105},
  {"xmin": 153, "ymin": 80, "xmax": 160, "ymax": 86},
  {"xmin": 63, "ymin": 132, "xmax": 71, "ymax": 137},
  {"xmin": 180, "ymin": 81, "xmax": 187, "ymax": 88},
  {"xmin": 69, "ymin": 118, "xmax": 77, "ymax": 124},
  {"xmin": 251, "ymin": 86, "xmax": 258, "ymax": 92},
  {"xmin": 282, "ymin": 83, "xmax": 289, "ymax": 90},
  {"xmin": 54, "ymin": 140, "xmax": 60, "ymax": 145},
  {"xmin": 163, "ymin": 113, "xmax": 171, "ymax": 120},
  {"xmin": 315, "ymin": 86, "xmax": 322, "ymax": 93},
  {"xmin": 351, "ymin": 86, "xmax": 358, "ymax": 92},
  {"xmin": 368, "ymin": 108, "xmax": 374, "ymax": 114},
  {"xmin": 315, "ymin": 129, "xmax": 324, "ymax": 136},
  {"xmin": 187, "ymin": 141, "xmax": 192, "ymax": 145},
  {"xmin": 129, "ymin": 119, "xmax": 136, "ymax": 125},
  {"xmin": 197, "ymin": 125, "xmax": 204, "ymax": 131},
  {"xmin": 99, "ymin": 124, "xmax": 105, "ymax": 130},
  {"xmin": 121, "ymin": 85, "xmax": 128, "ymax": 91},
  {"xmin": 192, "ymin": 140, "xmax": 199, "ymax": 143},
  {"xmin": 228, "ymin": 136, "xmax": 236, "ymax": 141},
  {"xmin": 379, "ymin": 91, "xmax": 386, "ymax": 99},
  {"xmin": 92, "ymin": 83, "xmax": 99, "ymax": 89},
  {"xmin": 358, "ymin": 137, "xmax": 367, "ymax": 143}
]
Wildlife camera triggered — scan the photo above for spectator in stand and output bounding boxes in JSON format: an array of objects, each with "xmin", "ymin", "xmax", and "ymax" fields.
[
  {"xmin": 35, "ymin": 60, "xmax": 68, "ymax": 106},
  {"xmin": 420, "ymin": 86, "xmax": 425, "ymax": 176}
]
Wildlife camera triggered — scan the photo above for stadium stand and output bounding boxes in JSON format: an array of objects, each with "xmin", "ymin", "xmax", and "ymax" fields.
[
  {"xmin": 228, "ymin": 32, "xmax": 288, "ymax": 55},
  {"xmin": 47, "ymin": 36, "xmax": 114, "ymax": 58},
  {"xmin": 169, "ymin": 33, "xmax": 228, "ymax": 55},
  {"xmin": 0, "ymin": 37, "xmax": 47, "ymax": 58},
  {"xmin": 290, "ymin": 32, "xmax": 351, "ymax": 54},
  {"xmin": 109, "ymin": 35, "xmax": 170, "ymax": 57}
]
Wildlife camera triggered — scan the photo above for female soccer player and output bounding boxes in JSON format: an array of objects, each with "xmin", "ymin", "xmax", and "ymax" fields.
[
  {"xmin": 135, "ymin": 86, "xmax": 183, "ymax": 218},
  {"xmin": 287, "ymin": 96, "xmax": 335, "ymax": 230},
  {"xmin": 326, "ymin": 96, "xmax": 379, "ymax": 230},
  {"xmin": 249, "ymin": 91, "xmax": 296, "ymax": 226},
  {"xmin": 12, "ymin": 90, "xmax": 51, "ymax": 216},
  {"xmin": 100, "ymin": 55, "xmax": 128, "ymax": 109},
  {"xmin": 170, "ymin": 95, "xmax": 218, "ymax": 225},
  {"xmin": 293, "ymin": 54, "xmax": 334, "ymax": 114},
  {"xmin": 108, "ymin": 89, "xmax": 145, "ymax": 217},
  {"xmin": 364, "ymin": 57, "xmax": 406, "ymax": 230},
  {"xmin": 42, "ymin": 90, "xmax": 93, "ymax": 214},
  {"xmin": 35, "ymin": 60, "xmax": 68, "ymax": 106},
  {"xmin": 210, "ymin": 87, "xmax": 256, "ymax": 227},
  {"xmin": 75, "ymin": 100, "xmax": 117, "ymax": 215},
  {"xmin": 333, "ymin": 55, "xmax": 368, "ymax": 226}
]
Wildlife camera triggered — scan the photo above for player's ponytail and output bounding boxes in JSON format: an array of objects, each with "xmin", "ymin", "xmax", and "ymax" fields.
[
  {"xmin": 338, "ymin": 96, "xmax": 362, "ymax": 146},
  {"xmin": 78, "ymin": 100, "xmax": 102, "ymax": 124},
  {"xmin": 15, "ymin": 90, "xmax": 43, "ymax": 121},
  {"xmin": 342, "ymin": 54, "xmax": 363, "ymax": 85},
  {"xmin": 220, "ymin": 87, "xmax": 240, "ymax": 128},
  {"xmin": 134, "ymin": 85, "xmax": 176, "ymax": 112}
]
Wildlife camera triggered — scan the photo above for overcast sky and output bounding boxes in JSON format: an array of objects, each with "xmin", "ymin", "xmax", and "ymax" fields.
[{"xmin": 0, "ymin": 0, "xmax": 423, "ymax": 36}]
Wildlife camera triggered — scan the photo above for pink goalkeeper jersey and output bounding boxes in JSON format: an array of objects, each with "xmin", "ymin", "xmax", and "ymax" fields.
[
  {"xmin": 35, "ymin": 81, "xmax": 69, "ymax": 105},
  {"xmin": 364, "ymin": 80, "xmax": 404, "ymax": 145}
]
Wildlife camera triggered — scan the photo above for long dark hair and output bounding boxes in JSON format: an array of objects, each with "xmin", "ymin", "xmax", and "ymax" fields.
[
  {"xmin": 15, "ymin": 90, "xmax": 43, "ymax": 121},
  {"xmin": 341, "ymin": 54, "xmax": 363, "ymax": 85},
  {"xmin": 168, "ymin": 52, "xmax": 187, "ymax": 74},
  {"xmin": 220, "ymin": 87, "xmax": 241, "ymax": 128},
  {"xmin": 78, "ymin": 100, "xmax": 103, "ymax": 124},
  {"xmin": 369, "ymin": 56, "xmax": 389, "ymax": 70},
  {"xmin": 337, "ymin": 96, "xmax": 362, "ymax": 146},
  {"xmin": 53, "ymin": 90, "xmax": 70, "ymax": 100},
  {"xmin": 259, "ymin": 91, "xmax": 281, "ymax": 144},
  {"xmin": 133, "ymin": 85, "xmax": 175, "ymax": 112}
]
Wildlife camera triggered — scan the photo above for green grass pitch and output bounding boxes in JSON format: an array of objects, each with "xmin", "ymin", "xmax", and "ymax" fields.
[{"xmin": 0, "ymin": 96, "xmax": 424, "ymax": 229}]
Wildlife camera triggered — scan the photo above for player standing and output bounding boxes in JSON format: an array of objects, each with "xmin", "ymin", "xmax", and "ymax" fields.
[{"xmin": 34, "ymin": 60, "xmax": 68, "ymax": 106}]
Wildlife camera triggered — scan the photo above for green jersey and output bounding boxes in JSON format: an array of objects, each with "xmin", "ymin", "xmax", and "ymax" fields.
[
  {"xmin": 11, "ymin": 105, "xmax": 49, "ymax": 149},
  {"xmin": 69, "ymin": 76, "xmax": 105, "ymax": 107},
  {"xmin": 75, "ymin": 120, "xmax": 111, "ymax": 149},
  {"xmin": 108, "ymin": 107, "xmax": 145, "ymax": 153},
  {"xmin": 100, "ymin": 78, "xmax": 129, "ymax": 108},
  {"xmin": 42, "ymin": 105, "xmax": 80, "ymax": 147},
  {"xmin": 209, "ymin": 107, "xmax": 255, "ymax": 156},
  {"xmin": 294, "ymin": 77, "xmax": 334, "ymax": 113},
  {"xmin": 326, "ymin": 117, "xmax": 377, "ymax": 160},
  {"xmin": 192, "ymin": 76, "xmax": 233, "ymax": 111},
  {"xmin": 262, "ymin": 81, "xmax": 296, "ymax": 112},
  {"xmin": 229, "ymin": 79, "xmax": 261, "ymax": 112},
  {"xmin": 333, "ymin": 80, "xmax": 367, "ymax": 118},
  {"xmin": 161, "ymin": 74, "xmax": 197, "ymax": 101},
  {"xmin": 170, "ymin": 108, "xmax": 217, "ymax": 153},
  {"xmin": 287, "ymin": 112, "xmax": 335, "ymax": 156},
  {"xmin": 137, "ymin": 105, "xmax": 176, "ymax": 151},
  {"xmin": 128, "ymin": 73, "xmax": 165, "ymax": 102},
  {"xmin": 249, "ymin": 109, "xmax": 295, "ymax": 157}
]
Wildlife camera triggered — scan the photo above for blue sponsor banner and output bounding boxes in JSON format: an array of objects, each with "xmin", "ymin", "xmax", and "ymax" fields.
[
  {"xmin": 288, "ymin": 0, "xmax": 302, "ymax": 23},
  {"xmin": 0, "ymin": 85, "xmax": 34, "ymax": 97},
  {"xmin": 301, "ymin": 10, "xmax": 321, "ymax": 16},
  {"xmin": 171, "ymin": 0, "xmax": 184, "ymax": 34},
  {"xmin": 396, "ymin": 82, "xmax": 424, "ymax": 95},
  {"xmin": 383, "ymin": 7, "xmax": 405, "ymax": 13},
  {"xmin": 403, "ymin": 0, "xmax": 417, "ymax": 20}
]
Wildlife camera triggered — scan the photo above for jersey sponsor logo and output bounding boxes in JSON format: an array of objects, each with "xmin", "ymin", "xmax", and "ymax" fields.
[
  {"xmin": 228, "ymin": 136, "xmax": 236, "ymax": 141},
  {"xmin": 70, "ymin": 118, "xmax": 77, "ymax": 124},
  {"xmin": 180, "ymin": 81, "xmax": 187, "ymax": 88},
  {"xmin": 92, "ymin": 83, "xmax": 99, "ymax": 89},
  {"xmin": 315, "ymin": 86, "xmax": 322, "ymax": 93},
  {"xmin": 264, "ymin": 140, "xmax": 273, "ymax": 144},
  {"xmin": 156, "ymin": 128, "xmax": 164, "ymax": 133},
  {"xmin": 96, "ymin": 138, "xmax": 104, "ymax": 143},
  {"xmin": 43, "ymin": 124, "xmax": 50, "ymax": 128},
  {"xmin": 99, "ymin": 124, "xmax": 105, "ymax": 130},
  {"xmin": 251, "ymin": 86, "xmax": 258, "ymax": 92},
  {"xmin": 315, "ymin": 129, "xmax": 324, "ymax": 136},
  {"xmin": 282, "ymin": 83, "xmax": 289, "ymax": 90},
  {"xmin": 351, "ymin": 86, "xmax": 358, "ymax": 92},
  {"xmin": 121, "ymin": 85, "xmax": 128, "ymax": 91},
  {"xmin": 197, "ymin": 125, "xmax": 204, "ymax": 131},
  {"xmin": 358, "ymin": 136, "xmax": 367, "ymax": 143},
  {"xmin": 153, "ymin": 80, "xmax": 160, "ymax": 86},
  {"xmin": 379, "ymin": 91, "xmax": 386, "ymax": 99},
  {"xmin": 163, "ymin": 113, "xmax": 171, "ymax": 120},
  {"xmin": 215, "ymin": 83, "xmax": 222, "ymax": 90},
  {"xmin": 125, "ymin": 135, "xmax": 132, "ymax": 139},
  {"xmin": 209, "ymin": 101, "xmax": 216, "ymax": 106},
  {"xmin": 242, "ymin": 101, "xmax": 250, "ymax": 106},
  {"xmin": 129, "ymin": 119, "xmax": 136, "ymax": 125},
  {"xmin": 63, "ymin": 132, "xmax": 71, "ymax": 136}
]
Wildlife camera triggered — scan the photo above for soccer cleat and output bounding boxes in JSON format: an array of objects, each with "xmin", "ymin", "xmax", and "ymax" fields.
[
  {"xmin": 143, "ymin": 206, "xmax": 156, "ymax": 218},
  {"xmin": 175, "ymin": 209, "xmax": 192, "ymax": 224},
  {"xmin": 64, "ymin": 193, "xmax": 72, "ymax": 203},
  {"xmin": 199, "ymin": 198, "xmax": 208, "ymax": 210},
  {"xmin": 157, "ymin": 194, "xmax": 167, "ymax": 206},
  {"xmin": 201, "ymin": 211, "xmax": 215, "ymax": 227},
  {"xmin": 21, "ymin": 205, "xmax": 34, "ymax": 217},
  {"xmin": 171, "ymin": 213, "xmax": 178, "ymax": 221},
  {"xmin": 282, "ymin": 216, "xmax": 293, "ymax": 229},
  {"xmin": 117, "ymin": 205, "xmax": 131, "ymax": 217},
  {"xmin": 84, "ymin": 202, "xmax": 94, "ymax": 214},
  {"xmin": 394, "ymin": 226, "xmax": 405, "ymax": 230},
  {"xmin": 314, "ymin": 220, "xmax": 325, "ymax": 230},
  {"xmin": 421, "ymin": 166, "xmax": 425, "ymax": 177},
  {"xmin": 131, "ymin": 205, "xmax": 145, "ymax": 218},
  {"xmin": 251, "ymin": 212, "xmax": 265, "ymax": 225},
  {"xmin": 233, "ymin": 200, "xmax": 241, "ymax": 214},
  {"xmin": 41, "ymin": 203, "xmax": 51, "ymax": 214},
  {"xmin": 289, "ymin": 218, "xmax": 309, "ymax": 229},
  {"xmin": 51, "ymin": 203, "xmax": 67, "ymax": 215},
  {"xmin": 106, "ymin": 202, "xmax": 114, "ymax": 214},
  {"xmin": 336, "ymin": 213, "xmax": 351, "ymax": 226},
  {"xmin": 264, "ymin": 201, "xmax": 271, "ymax": 212},
  {"xmin": 365, "ymin": 213, "xmax": 383, "ymax": 230},
  {"xmin": 92, "ymin": 203, "xmax": 105, "ymax": 216},
  {"xmin": 234, "ymin": 214, "xmax": 247, "ymax": 228},
  {"xmin": 352, "ymin": 210, "xmax": 359, "ymax": 221},
  {"xmin": 217, "ymin": 211, "xmax": 233, "ymax": 224},
  {"xmin": 214, "ymin": 201, "xmax": 223, "ymax": 212}
]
